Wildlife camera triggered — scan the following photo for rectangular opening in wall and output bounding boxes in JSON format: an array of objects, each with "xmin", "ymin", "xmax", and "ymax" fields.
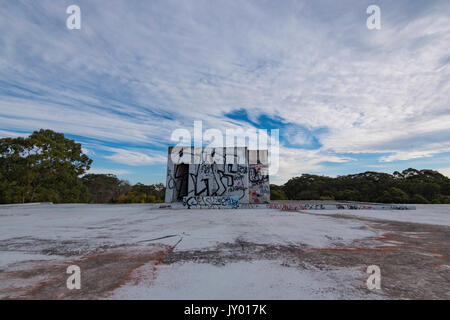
[
  {"xmin": 248, "ymin": 150, "xmax": 258, "ymax": 164},
  {"xmin": 174, "ymin": 163, "xmax": 189, "ymax": 201},
  {"xmin": 258, "ymin": 150, "xmax": 268, "ymax": 165}
]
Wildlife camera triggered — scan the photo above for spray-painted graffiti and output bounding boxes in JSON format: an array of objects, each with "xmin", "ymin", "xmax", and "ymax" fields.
[
  {"xmin": 188, "ymin": 161, "xmax": 248, "ymax": 202},
  {"xmin": 266, "ymin": 203, "xmax": 325, "ymax": 210},
  {"xmin": 376, "ymin": 205, "xmax": 412, "ymax": 210},
  {"xmin": 165, "ymin": 147, "xmax": 251, "ymax": 203},
  {"xmin": 249, "ymin": 164, "xmax": 269, "ymax": 184},
  {"xmin": 248, "ymin": 160, "xmax": 270, "ymax": 203},
  {"xmin": 183, "ymin": 196, "xmax": 240, "ymax": 209},
  {"xmin": 266, "ymin": 203, "xmax": 415, "ymax": 211},
  {"xmin": 148, "ymin": 202, "xmax": 415, "ymax": 211}
]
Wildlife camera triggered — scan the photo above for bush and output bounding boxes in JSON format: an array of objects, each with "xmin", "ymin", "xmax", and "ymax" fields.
[
  {"xmin": 376, "ymin": 187, "xmax": 409, "ymax": 203},
  {"xmin": 270, "ymin": 189, "xmax": 287, "ymax": 200},
  {"xmin": 410, "ymin": 194, "xmax": 429, "ymax": 204}
]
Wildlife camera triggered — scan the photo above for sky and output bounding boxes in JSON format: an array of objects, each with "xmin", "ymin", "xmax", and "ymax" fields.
[{"xmin": 0, "ymin": 0, "xmax": 449, "ymax": 185}]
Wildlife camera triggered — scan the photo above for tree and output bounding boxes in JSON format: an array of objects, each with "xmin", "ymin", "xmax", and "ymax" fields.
[
  {"xmin": 270, "ymin": 184, "xmax": 287, "ymax": 200},
  {"xmin": 131, "ymin": 183, "xmax": 165, "ymax": 201},
  {"xmin": 82, "ymin": 174, "xmax": 131, "ymax": 203},
  {"xmin": 280, "ymin": 169, "xmax": 450, "ymax": 203},
  {"xmin": 82, "ymin": 175, "xmax": 165, "ymax": 203},
  {"xmin": 336, "ymin": 189, "xmax": 361, "ymax": 201},
  {"xmin": 0, "ymin": 129, "xmax": 92, "ymax": 203},
  {"xmin": 114, "ymin": 182, "xmax": 165, "ymax": 203},
  {"xmin": 376, "ymin": 187, "xmax": 409, "ymax": 204},
  {"xmin": 410, "ymin": 194, "xmax": 429, "ymax": 204}
]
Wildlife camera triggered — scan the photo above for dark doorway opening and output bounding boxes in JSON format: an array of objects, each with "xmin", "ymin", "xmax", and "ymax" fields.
[{"xmin": 174, "ymin": 164, "xmax": 189, "ymax": 201}]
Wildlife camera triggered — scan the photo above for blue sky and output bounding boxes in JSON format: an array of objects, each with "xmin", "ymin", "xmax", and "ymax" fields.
[{"xmin": 0, "ymin": 0, "xmax": 449, "ymax": 184}]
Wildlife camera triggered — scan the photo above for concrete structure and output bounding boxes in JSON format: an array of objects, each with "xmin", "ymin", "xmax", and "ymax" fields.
[{"xmin": 165, "ymin": 147, "xmax": 270, "ymax": 205}]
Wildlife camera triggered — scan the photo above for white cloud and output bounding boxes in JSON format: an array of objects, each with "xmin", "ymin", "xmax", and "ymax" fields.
[
  {"xmin": 0, "ymin": 130, "xmax": 29, "ymax": 138},
  {"xmin": 0, "ymin": 0, "xmax": 449, "ymax": 179},
  {"xmin": 82, "ymin": 147, "xmax": 95, "ymax": 156},
  {"xmin": 271, "ymin": 146, "xmax": 354, "ymax": 183},
  {"xmin": 381, "ymin": 151, "xmax": 440, "ymax": 162},
  {"xmin": 438, "ymin": 168, "xmax": 450, "ymax": 178},
  {"xmin": 104, "ymin": 148, "xmax": 167, "ymax": 166}
]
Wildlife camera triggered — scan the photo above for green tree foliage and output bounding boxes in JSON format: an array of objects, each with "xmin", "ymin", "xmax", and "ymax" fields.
[
  {"xmin": 270, "ymin": 184, "xmax": 288, "ymax": 200},
  {"xmin": 3, "ymin": 130, "xmax": 449, "ymax": 206},
  {"xmin": 409, "ymin": 194, "xmax": 429, "ymax": 204},
  {"xmin": 82, "ymin": 174, "xmax": 131, "ymax": 203},
  {"xmin": 376, "ymin": 187, "xmax": 409, "ymax": 203},
  {"xmin": 282, "ymin": 168, "xmax": 450, "ymax": 204},
  {"xmin": 131, "ymin": 183, "xmax": 165, "ymax": 201},
  {"xmin": 82, "ymin": 174, "xmax": 165, "ymax": 203},
  {"xmin": 114, "ymin": 182, "xmax": 165, "ymax": 203},
  {"xmin": 0, "ymin": 129, "xmax": 92, "ymax": 203}
]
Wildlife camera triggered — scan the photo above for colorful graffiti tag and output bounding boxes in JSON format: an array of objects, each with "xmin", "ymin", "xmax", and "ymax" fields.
[
  {"xmin": 165, "ymin": 147, "xmax": 272, "ymax": 204},
  {"xmin": 182, "ymin": 196, "xmax": 240, "ymax": 209},
  {"xmin": 248, "ymin": 163, "xmax": 270, "ymax": 203},
  {"xmin": 266, "ymin": 203, "xmax": 414, "ymax": 210}
]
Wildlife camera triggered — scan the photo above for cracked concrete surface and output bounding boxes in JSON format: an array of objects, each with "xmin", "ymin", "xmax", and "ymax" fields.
[{"xmin": 0, "ymin": 204, "xmax": 448, "ymax": 299}]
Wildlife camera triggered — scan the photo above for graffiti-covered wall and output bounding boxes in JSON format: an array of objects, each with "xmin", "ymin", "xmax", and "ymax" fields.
[
  {"xmin": 165, "ymin": 147, "xmax": 256, "ymax": 204},
  {"xmin": 248, "ymin": 150, "xmax": 270, "ymax": 203},
  {"xmin": 165, "ymin": 146, "xmax": 191, "ymax": 203},
  {"xmin": 248, "ymin": 164, "xmax": 270, "ymax": 203}
]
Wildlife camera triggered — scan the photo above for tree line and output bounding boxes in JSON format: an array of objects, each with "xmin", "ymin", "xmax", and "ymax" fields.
[
  {"xmin": 0, "ymin": 129, "xmax": 164, "ymax": 204},
  {"xmin": 270, "ymin": 169, "xmax": 450, "ymax": 204},
  {"xmin": 82, "ymin": 174, "xmax": 165, "ymax": 204},
  {"xmin": 1, "ymin": 129, "xmax": 450, "ymax": 204}
]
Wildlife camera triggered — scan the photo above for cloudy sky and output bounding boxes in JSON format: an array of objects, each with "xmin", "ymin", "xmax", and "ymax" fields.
[{"xmin": 1, "ymin": 0, "xmax": 449, "ymax": 184}]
